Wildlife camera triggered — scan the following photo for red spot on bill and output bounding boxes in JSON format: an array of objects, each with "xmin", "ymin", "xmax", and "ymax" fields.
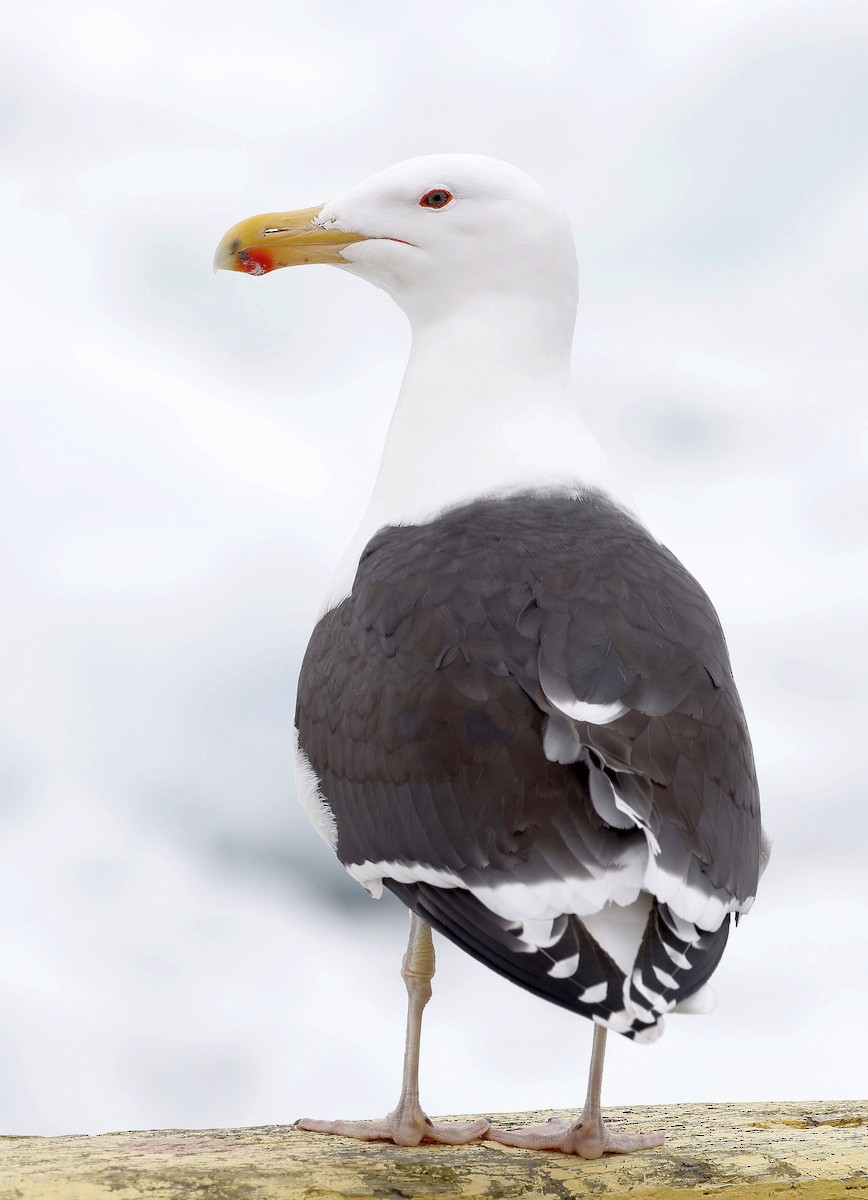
[{"xmin": 236, "ymin": 248, "xmax": 274, "ymax": 276}]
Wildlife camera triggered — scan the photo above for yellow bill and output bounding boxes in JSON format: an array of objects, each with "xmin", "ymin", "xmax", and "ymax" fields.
[{"xmin": 213, "ymin": 205, "xmax": 368, "ymax": 275}]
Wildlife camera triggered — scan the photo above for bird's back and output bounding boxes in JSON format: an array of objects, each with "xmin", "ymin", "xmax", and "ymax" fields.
[{"xmin": 295, "ymin": 488, "xmax": 761, "ymax": 1040}]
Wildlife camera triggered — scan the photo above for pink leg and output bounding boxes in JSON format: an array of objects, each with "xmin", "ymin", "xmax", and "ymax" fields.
[
  {"xmin": 487, "ymin": 1025, "xmax": 664, "ymax": 1158},
  {"xmin": 298, "ymin": 913, "xmax": 489, "ymax": 1147}
]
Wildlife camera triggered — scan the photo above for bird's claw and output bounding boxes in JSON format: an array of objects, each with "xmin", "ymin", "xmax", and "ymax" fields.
[
  {"xmin": 298, "ymin": 1106, "xmax": 490, "ymax": 1146},
  {"xmin": 486, "ymin": 1114, "xmax": 665, "ymax": 1158}
]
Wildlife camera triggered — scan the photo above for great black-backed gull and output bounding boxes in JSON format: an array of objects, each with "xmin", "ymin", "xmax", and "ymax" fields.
[{"xmin": 214, "ymin": 155, "xmax": 767, "ymax": 1158}]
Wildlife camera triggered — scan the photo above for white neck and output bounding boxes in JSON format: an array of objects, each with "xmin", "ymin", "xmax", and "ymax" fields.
[{"xmin": 324, "ymin": 292, "xmax": 638, "ymax": 608}]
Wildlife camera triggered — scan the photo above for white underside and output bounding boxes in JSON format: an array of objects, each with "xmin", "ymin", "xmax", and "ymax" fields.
[{"xmin": 291, "ymin": 726, "xmax": 339, "ymax": 851}]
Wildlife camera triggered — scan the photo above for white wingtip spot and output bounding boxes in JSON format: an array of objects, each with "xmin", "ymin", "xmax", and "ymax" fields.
[
  {"xmin": 652, "ymin": 966, "xmax": 680, "ymax": 991},
  {"xmin": 632, "ymin": 1018, "xmax": 665, "ymax": 1044},
  {"xmin": 547, "ymin": 953, "xmax": 580, "ymax": 979}
]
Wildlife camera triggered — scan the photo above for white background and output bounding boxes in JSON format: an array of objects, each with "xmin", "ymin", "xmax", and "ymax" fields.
[{"xmin": 1, "ymin": 0, "xmax": 866, "ymax": 1135}]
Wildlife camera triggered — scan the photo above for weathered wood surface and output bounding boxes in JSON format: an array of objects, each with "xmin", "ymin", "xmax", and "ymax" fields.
[{"xmin": 1, "ymin": 1101, "xmax": 865, "ymax": 1200}]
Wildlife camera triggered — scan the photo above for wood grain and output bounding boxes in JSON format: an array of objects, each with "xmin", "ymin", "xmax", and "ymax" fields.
[{"xmin": 1, "ymin": 1100, "xmax": 865, "ymax": 1199}]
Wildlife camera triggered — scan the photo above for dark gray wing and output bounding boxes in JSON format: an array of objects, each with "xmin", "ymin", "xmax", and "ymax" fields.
[
  {"xmin": 295, "ymin": 489, "xmax": 761, "ymax": 1034},
  {"xmin": 509, "ymin": 497, "xmax": 761, "ymax": 902}
]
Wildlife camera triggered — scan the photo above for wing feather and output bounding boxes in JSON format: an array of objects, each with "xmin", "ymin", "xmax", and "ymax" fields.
[{"xmin": 296, "ymin": 489, "xmax": 763, "ymax": 1035}]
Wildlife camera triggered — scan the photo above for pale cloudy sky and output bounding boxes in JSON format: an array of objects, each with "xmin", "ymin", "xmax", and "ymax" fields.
[{"xmin": 1, "ymin": 0, "xmax": 866, "ymax": 1135}]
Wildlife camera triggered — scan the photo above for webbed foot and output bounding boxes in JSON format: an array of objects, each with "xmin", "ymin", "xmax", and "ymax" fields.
[
  {"xmin": 486, "ymin": 1113, "xmax": 664, "ymax": 1158},
  {"xmin": 299, "ymin": 1105, "xmax": 490, "ymax": 1147}
]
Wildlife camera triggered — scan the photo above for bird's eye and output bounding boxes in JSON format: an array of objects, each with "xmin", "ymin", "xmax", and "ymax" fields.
[{"xmin": 419, "ymin": 189, "xmax": 453, "ymax": 209}]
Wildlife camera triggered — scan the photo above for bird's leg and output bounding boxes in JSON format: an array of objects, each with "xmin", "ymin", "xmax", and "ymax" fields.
[
  {"xmin": 298, "ymin": 912, "xmax": 490, "ymax": 1146},
  {"xmin": 486, "ymin": 1025, "xmax": 665, "ymax": 1157}
]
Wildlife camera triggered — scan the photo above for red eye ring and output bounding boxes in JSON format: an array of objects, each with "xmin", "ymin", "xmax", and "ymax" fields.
[{"xmin": 419, "ymin": 188, "xmax": 453, "ymax": 209}]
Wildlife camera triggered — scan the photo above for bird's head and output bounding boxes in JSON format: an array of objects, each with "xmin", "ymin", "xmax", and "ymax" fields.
[{"xmin": 214, "ymin": 154, "xmax": 577, "ymax": 326}]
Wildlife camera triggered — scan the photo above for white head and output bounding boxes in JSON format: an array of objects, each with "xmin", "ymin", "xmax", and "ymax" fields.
[
  {"xmin": 216, "ymin": 155, "xmax": 637, "ymax": 604},
  {"xmin": 214, "ymin": 154, "xmax": 578, "ymax": 337}
]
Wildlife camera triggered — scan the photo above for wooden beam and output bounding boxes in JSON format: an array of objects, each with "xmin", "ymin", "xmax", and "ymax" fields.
[{"xmin": 1, "ymin": 1101, "xmax": 865, "ymax": 1199}]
